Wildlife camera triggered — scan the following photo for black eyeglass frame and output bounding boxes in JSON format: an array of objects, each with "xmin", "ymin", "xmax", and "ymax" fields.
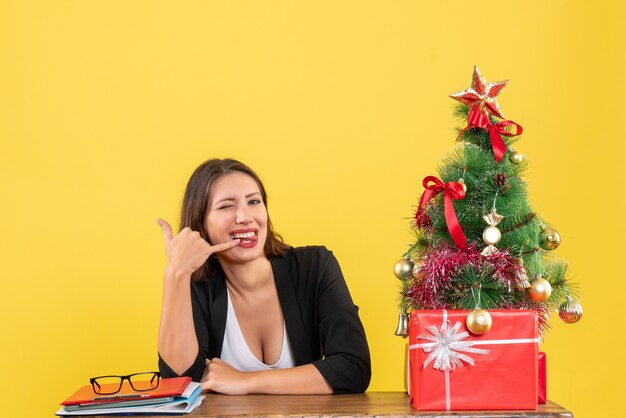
[{"xmin": 90, "ymin": 372, "xmax": 161, "ymax": 395}]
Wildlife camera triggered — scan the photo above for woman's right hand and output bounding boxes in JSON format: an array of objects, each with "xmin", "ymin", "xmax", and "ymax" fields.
[{"xmin": 157, "ymin": 218, "xmax": 240, "ymax": 279}]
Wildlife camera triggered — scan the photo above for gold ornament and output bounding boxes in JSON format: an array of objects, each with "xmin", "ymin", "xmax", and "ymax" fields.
[
  {"xmin": 394, "ymin": 309, "xmax": 410, "ymax": 337},
  {"xmin": 539, "ymin": 226, "xmax": 561, "ymax": 250},
  {"xmin": 466, "ymin": 309, "xmax": 493, "ymax": 334},
  {"xmin": 509, "ymin": 151, "xmax": 524, "ymax": 164},
  {"xmin": 558, "ymin": 297, "xmax": 583, "ymax": 323},
  {"xmin": 481, "ymin": 208, "xmax": 504, "ymax": 256},
  {"xmin": 394, "ymin": 258, "xmax": 414, "ymax": 280},
  {"xmin": 528, "ymin": 275, "xmax": 552, "ymax": 302},
  {"xmin": 514, "ymin": 259, "xmax": 531, "ymax": 289},
  {"xmin": 458, "ymin": 178, "xmax": 467, "ymax": 193}
]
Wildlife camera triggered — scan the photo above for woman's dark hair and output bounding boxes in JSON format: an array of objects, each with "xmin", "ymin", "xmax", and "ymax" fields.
[{"xmin": 180, "ymin": 158, "xmax": 289, "ymax": 281}]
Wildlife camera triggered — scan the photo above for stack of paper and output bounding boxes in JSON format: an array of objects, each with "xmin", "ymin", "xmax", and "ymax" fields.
[{"xmin": 56, "ymin": 377, "xmax": 204, "ymax": 416}]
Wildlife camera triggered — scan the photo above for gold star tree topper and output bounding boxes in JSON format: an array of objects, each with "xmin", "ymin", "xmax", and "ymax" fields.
[{"xmin": 450, "ymin": 66, "xmax": 509, "ymax": 119}]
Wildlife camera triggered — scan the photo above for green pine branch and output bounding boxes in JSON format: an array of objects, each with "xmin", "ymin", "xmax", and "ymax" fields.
[{"xmin": 442, "ymin": 266, "xmax": 516, "ymax": 310}]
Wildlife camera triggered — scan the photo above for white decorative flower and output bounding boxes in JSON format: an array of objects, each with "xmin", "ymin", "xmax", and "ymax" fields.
[{"xmin": 418, "ymin": 321, "xmax": 490, "ymax": 371}]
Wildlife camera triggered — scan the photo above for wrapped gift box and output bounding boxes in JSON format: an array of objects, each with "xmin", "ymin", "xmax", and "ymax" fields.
[
  {"xmin": 405, "ymin": 346, "xmax": 546, "ymax": 403},
  {"xmin": 408, "ymin": 309, "xmax": 538, "ymax": 411},
  {"xmin": 538, "ymin": 351, "xmax": 547, "ymax": 404}
]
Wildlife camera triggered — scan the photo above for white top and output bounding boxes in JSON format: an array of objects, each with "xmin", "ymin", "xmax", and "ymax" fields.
[{"xmin": 220, "ymin": 290, "xmax": 296, "ymax": 371}]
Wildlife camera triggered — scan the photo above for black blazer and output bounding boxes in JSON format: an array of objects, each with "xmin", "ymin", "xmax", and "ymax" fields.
[{"xmin": 158, "ymin": 246, "xmax": 371, "ymax": 394}]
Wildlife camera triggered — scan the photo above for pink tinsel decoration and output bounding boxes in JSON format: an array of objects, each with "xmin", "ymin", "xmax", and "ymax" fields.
[
  {"xmin": 405, "ymin": 242, "xmax": 553, "ymax": 334},
  {"xmin": 407, "ymin": 242, "xmax": 523, "ymax": 309}
]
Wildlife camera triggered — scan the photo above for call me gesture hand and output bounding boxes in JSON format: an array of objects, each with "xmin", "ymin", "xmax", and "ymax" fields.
[
  {"xmin": 156, "ymin": 218, "xmax": 240, "ymax": 377},
  {"xmin": 156, "ymin": 218, "xmax": 240, "ymax": 280}
]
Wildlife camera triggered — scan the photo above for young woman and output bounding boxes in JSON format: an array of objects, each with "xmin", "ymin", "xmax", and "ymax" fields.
[{"xmin": 156, "ymin": 159, "xmax": 370, "ymax": 395}]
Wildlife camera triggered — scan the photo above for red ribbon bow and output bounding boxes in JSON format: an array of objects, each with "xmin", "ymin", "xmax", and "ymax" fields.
[
  {"xmin": 460, "ymin": 109, "xmax": 523, "ymax": 164},
  {"xmin": 416, "ymin": 176, "xmax": 467, "ymax": 248}
]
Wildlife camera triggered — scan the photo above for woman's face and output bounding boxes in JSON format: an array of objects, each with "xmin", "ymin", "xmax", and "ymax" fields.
[{"xmin": 205, "ymin": 171, "xmax": 268, "ymax": 263}]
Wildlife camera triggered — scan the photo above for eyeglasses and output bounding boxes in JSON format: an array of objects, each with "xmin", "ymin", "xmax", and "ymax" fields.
[{"xmin": 90, "ymin": 372, "xmax": 161, "ymax": 395}]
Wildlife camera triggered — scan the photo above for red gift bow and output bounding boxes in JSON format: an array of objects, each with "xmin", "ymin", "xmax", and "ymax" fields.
[
  {"xmin": 416, "ymin": 176, "xmax": 467, "ymax": 248},
  {"xmin": 459, "ymin": 109, "xmax": 523, "ymax": 164}
]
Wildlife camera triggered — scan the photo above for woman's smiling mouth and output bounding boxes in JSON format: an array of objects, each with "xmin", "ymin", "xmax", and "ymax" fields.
[{"xmin": 229, "ymin": 229, "xmax": 259, "ymax": 247}]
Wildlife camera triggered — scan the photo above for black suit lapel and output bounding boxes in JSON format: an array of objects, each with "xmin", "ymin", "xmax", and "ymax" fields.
[
  {"xmin": 272, "ymin": 253, "xmax": 312, "ymax": 365},
  {"xmin": 209, "ymin": 270, "xmax": 227, "ymax": 359}
]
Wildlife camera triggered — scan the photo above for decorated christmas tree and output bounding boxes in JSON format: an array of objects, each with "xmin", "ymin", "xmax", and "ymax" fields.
[{"xmin": 394, "ymin": 66, "xmax": 582, "ymax": 337}]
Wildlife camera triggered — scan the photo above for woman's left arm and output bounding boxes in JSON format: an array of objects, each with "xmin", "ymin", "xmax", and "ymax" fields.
[
  {"xmin": 310, "ymin": 249, "xmax": 371, "ymax": 393},
  {"xmin": 200, "ymin": 358, "xmax": 332, "ymax": 394}
]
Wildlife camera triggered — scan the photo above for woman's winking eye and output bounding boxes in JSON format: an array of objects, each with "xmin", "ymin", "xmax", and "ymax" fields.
[
  {"xmin": 214, "ymin": 194, "xmax": 262, "ymax": 210},
  {"xmin": 215, "ymin": 199, "xmax": 234, "ymax": 210}
]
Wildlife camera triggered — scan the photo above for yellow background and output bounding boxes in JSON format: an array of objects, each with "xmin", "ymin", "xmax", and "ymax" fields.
[{"xmin": 1, "ymin": 1, "xmax": 624, "ymax": 417}]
